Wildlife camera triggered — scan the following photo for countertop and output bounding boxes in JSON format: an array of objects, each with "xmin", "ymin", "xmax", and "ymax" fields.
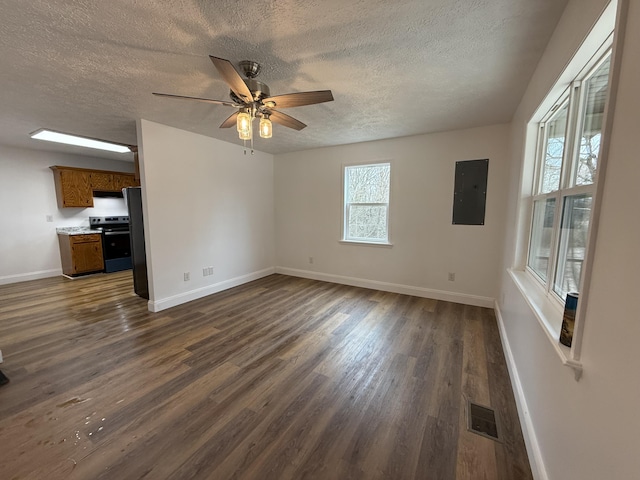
[{"xmin": 56, "ymin": 227, "xmax": 97, "ymax": 236}]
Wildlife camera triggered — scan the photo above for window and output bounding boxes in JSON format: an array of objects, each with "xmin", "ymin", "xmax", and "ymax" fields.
[
  {"xmin": 343, "ymin": 162, "xmax": 391, "ymax": 244},
  {"xmin": 527, "ymin": 51, "xmax": 612, "ymax": 302}
]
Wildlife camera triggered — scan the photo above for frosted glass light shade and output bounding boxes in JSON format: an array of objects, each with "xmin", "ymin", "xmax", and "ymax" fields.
[
  {"xmin": 239, "ymin": 121, "xmax": 252, "ymax": 140},
  {"xmin": 259, "ymin": 117, "xmax": 272, "ymax": 138},
  {"xmin": 237, "ymin": 111, "xmax": 251, "ymax": 134}
]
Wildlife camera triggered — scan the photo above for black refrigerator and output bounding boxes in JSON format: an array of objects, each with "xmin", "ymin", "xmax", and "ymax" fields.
[{"xmin": 124, "ymin": 187, "xmax": 149, "ymax": 299}]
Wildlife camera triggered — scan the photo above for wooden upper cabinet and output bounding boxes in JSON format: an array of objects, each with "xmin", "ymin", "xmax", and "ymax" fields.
[
  {"xmin": 51, "ymin": 167, "xmax": 93, "ymax": 208},
  {"xmin": 113, "ymin": 173, "xmax": 138, "ymax": 190},
  {"xmin": 90, "ymin": 171, "xmax": 115, "ymax": 191},
  {"xmin": 50, "ymin": 166, "xmax": 139, "ymax": 208}
]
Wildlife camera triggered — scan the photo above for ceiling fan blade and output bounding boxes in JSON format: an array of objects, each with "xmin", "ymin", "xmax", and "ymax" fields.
[
  {"xmin": 209, "ymin": 56, "xmax": 253, "ymax": 103},
  {"xmin": 220, "ymin": 111, "xmax": 239, "ymax": 128},
  {"xmin": 152, "ymin": 92, "xmax": 241, "ymax": 107},
  {"xmin": 269, "ymin": 110, "xmax": 307, "ymax": 130},
  {"xmin": 262, "ymin": 90, "xmax": 334, "ymax": 109}
]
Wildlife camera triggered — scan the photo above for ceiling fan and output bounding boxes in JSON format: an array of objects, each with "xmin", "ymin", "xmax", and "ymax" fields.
[{"xmin": 153, "ymin": 56, "xmax": 334, "ymax": 143}]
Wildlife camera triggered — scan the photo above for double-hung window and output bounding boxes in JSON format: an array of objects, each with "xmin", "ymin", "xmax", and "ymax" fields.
[
  {"xmin": 343, "ymin": 162, "xmax": 391, "ymax": 244},
  {"xmin": 527, "ymin": 50, "xmax": 612, "ymax": 301}
]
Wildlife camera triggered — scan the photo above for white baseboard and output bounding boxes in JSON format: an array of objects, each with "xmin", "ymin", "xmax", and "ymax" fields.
[
  {"xmin": 494, "ymin": 300, "xmax": 548, "ymax": 480},
  {"xmin": 0, "ymin": 268, "xmax": 61, "ymax": 285},
  {"xmin": 148, "ymin": 267, "xmax": 276, "ymax": 312},
  {"xmin": 275, "ymin": 267, "xmax": 494, "ymax": 308}
]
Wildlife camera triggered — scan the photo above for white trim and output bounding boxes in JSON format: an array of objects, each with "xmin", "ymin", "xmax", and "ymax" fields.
[
  {"xmin": 509, "ymin": 269, "xmax": 583, "ymax": 380},
  {"xmin": 519, "ymin": 1, "xmax": 621, "ymax": 369},
  {"xmin": 0, "ymin": 268, "xmax": 62, "ymax": 285},
  {"xmin": 342, "ymin": 161, "xmax": 392, "ymax": 245},
  {"xmin": 275, "ymin": 266, "xmax": 494, "ymax": 308},
  {"xmin": 529, "ymin": 3, "xmax": 616, "ymax": 125},
  {"xmin": 571, "ymin": 0, "xmax": 629, "ymax": 361},
  {"xmin": 338, "ymin": 240, "xmax": 393, "ymax": 248},
  {"xmin": 148, "ymin": 267, "xmax": 275, "ymax": 312},
  {"xmin": 494, "ymin": 301, "xmax": 549, "ymax": 480}
]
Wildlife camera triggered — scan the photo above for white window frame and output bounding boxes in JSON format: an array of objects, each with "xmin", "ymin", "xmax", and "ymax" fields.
[
  {"xmin": 341, "ymin": 161, "xmax": 392, "ymax": 246},
  {"xmin": 526, "ymin": 48, "xmax": 612, "ymax": 305},
  {"xmin": 509, "ymin": 0, "xmax": 623, "ymax": 380}
]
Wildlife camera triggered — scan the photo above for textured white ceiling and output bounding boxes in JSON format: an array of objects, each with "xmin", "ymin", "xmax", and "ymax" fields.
[{"xmin": 0, "ymin": 0, "xmax": 568, "ymax": 158}]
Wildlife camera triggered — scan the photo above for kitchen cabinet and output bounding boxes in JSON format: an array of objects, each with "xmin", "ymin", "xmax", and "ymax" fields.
[
  {"xmin": 113, "ymin": 173, "xmax": 137, "ymax": 191},
  {"xmin": 58, "ymin": 233, "xmax": 104, "ymax": 276},
  {"xmin": 50, "ymin": 166, "xmax": 139, "ymax": 208},
  {"xmin": 90, "ymin": 171, "xmax": 114, "ymax": 191},
  {"xmin": 50, "ymin": 167, "xmax": 93, "ymax": 208}
]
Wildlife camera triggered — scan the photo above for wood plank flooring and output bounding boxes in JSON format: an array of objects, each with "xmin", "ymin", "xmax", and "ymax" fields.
[{"xmin": 0, "ymin": 272, "xmax": 532, "ymax": 479}]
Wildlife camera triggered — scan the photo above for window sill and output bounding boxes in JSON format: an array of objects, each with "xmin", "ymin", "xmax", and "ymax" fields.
[
  {"xmin": 339, "ymin": 240, "xmax": 393, "ymax": 248},
  {"xmin": 508, "ymin": 269, "xmax": 583, "ymax": 380}
]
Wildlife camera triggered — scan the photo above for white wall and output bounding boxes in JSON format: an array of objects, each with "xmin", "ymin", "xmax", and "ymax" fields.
[
  {"xmin": 498, "ymin": 0, "xmax": 640, "ymax": 479},
  {"xmin": 137, "ymin": 119, "xmax": 275, "ymax": 311},
  {"xmin": 274, "ymin": 124, "xmax": 510, "ymax": 306},
  {"xmin": 0, "ymin": 144, "xmax": 134, "ymax": 284}
]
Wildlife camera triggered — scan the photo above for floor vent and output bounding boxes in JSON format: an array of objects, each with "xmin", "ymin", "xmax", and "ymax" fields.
[{"xmin": 467, "ymin": 400, "xmax": 502, "ymax": 442}]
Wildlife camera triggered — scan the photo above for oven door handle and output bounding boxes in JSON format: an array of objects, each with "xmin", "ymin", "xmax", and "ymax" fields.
[{"xmin": 104, "ymin": 231, "xmax": 130, "ymax": 236}]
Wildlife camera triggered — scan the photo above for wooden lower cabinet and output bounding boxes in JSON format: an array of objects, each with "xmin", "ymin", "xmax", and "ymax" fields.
[{"xmin": 58, "ymin": 234, "xmax": 104, "ymax": 276}]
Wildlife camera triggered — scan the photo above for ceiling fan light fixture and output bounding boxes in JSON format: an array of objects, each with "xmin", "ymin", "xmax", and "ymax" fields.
[
  {"xmin": 259, "ymin": 116, "xmax": 272, "ymax": 139},
  {"xmin": 236, "ymin": 111, "xmax": 251, "ymax": 134},
  {"xmin": 155, "ymin": 56, "xmax": 334, "ymax": 147},
  {"xmin": 238, "ymin": 117, "xmax": 252, "ymax": 140}
]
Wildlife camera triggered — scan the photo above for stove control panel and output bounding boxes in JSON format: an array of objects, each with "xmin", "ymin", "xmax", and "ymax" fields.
[{"xmin": 90, "ymin": 216, "xmax": 130, "ymax": 227}]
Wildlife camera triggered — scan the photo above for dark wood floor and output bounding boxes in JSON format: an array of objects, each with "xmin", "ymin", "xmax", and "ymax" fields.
[{"xmin": 0, "ymin": 272, "xmax": 532, "ymax": 479}]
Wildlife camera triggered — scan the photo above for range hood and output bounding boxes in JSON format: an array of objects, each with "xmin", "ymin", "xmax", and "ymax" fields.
[{"xmin": 93, "ymin": 190, "xmax": 124, "ymax": 198}]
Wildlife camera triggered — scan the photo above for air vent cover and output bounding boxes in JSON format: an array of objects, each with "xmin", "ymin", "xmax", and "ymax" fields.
[{"xmin": 467, "ymin": 400, "xmax": 502, "ymax": 442}]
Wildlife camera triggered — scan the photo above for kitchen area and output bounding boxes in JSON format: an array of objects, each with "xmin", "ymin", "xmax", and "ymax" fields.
[{"xmin": 49, "ymin": 164, "xmax": 148, "ymax": 299}]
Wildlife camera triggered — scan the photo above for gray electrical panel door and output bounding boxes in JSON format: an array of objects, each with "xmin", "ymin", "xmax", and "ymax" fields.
[{"xmin": 452, "ymin": 159, "xmax": 489, "ymax": 225}]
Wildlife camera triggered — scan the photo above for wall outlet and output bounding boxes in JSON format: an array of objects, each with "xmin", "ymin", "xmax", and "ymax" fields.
[
  {"xmin": 45, "ymin": 214, "xmax": 53, "ymax": 223},
  {"xmin": 309, "ymin": 256, "xmax": 314, "ymax": 264},
  {"xmin": 203, "ymin": 267, "xmax": 214, "ymax": 277},
  {"xmin": 184, "ymin": 272, "xmax": 190, "ymax": 281},
  {"xmin": 448, "ymin": 272, "xmax": 456, "ymax": 282}
]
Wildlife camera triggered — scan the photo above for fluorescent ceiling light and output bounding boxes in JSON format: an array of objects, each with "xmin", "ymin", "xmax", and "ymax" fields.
[{"xmin": 30, "ymin": 129, "xmax": 132, "ymax": 153}]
